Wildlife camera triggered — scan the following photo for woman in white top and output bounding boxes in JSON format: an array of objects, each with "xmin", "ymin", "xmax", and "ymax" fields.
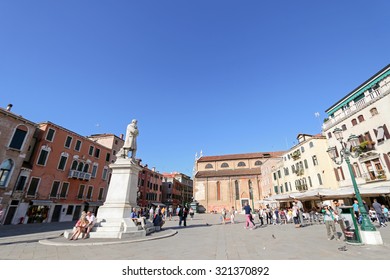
[{"xmin": 322, "ymin": 205, "xmax": 339, "ymax": 240}]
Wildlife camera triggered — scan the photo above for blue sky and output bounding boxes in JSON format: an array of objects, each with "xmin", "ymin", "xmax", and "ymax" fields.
[{"xmin": 1, "ymin": 1, "xmax": 389, "ymax": 177}]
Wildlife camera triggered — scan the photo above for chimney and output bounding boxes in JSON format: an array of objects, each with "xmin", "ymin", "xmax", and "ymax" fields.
[
  {"xmin": 152, "ymin": 167, "xmax": 156, "ymax": 172},
  {"xmin": 6, "ymin": 104, "xmax": 13, "ymax": 111},
  {"xmin": 120, "ymin": 133, "xmax": 124, "ymax": 140}
]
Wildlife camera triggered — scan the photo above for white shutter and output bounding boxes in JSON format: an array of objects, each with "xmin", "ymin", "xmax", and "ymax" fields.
[{"xmin": 377, "ymin": 126, "xmax": 385, "ymax": 141}]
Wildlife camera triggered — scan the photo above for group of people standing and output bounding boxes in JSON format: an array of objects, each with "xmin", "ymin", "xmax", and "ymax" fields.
[
  {"xmin": 130, "ymin": 204, "xmax": 195, "ymax": 229},
  {"xmin": 219, "ymin": 197, "xmax": 390, "ymax": 242}
]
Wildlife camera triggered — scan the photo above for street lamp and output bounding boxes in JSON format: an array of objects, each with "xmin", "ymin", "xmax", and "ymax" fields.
[{"xmin": 326, "ymin": 127, "xmax": 376, "ymax": 232}]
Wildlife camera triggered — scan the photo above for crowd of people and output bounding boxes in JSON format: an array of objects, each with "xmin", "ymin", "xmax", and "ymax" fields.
[
  {"xmin": 218, "ymin": 198, "xmax": 389, "ymax": 241},
  {"xmin": 68, "ymin": 199, "xmax": 389, "ymax": 242}
]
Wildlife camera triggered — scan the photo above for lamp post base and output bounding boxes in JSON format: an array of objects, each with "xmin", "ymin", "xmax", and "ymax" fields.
[{"xmin": 360, "ymin": 230, "xmax": 383, "ymax": 245}]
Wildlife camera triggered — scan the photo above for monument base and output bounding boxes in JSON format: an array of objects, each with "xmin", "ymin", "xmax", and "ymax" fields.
[
  {"xmin": 63, "ymin": 219, "xmax": 156, "ymax": 240},
  {"xmin": 64, "ymin": 156, "xmax": 157, "ymax": 240},
  {"xmin": 360, "ymin": 230, "xmax": 383, "ymax": 245}
]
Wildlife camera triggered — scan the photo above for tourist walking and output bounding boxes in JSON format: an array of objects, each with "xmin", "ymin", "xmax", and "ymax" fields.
[
  {"xmin": 295, "ymin": 199, "xmax": 305, "ymax": 227},
  {"xmin": 382, "ymin": 205, "xmax": 389, "ymax": 222},
  {"xmin": 189, "ymin": 207, "xmax": 195, "ymax": 220},
  {"xmin": 168, "ymin": 205, "xmax": 173, "ymax": 220},
  {"xmin": 352, "ymin": 199, "xmax": 359, "ymax": 221},
  {"xmin": 258, "ymin": 208, "xmax": 264, "ymax": 226},
  {"xmin": 243, "ymin": 202, "xmax": 255, "ymax": 230},
  {"xmin": 221, "ymin": 208, "xmax": 226, "ymax": 224},
  {"xmin": 230, "ymin": 206, "xmax": 236, "ymax": 224},
  {"xmin": 292, "ymin": 203, "xmax": 300, "ymax": 228},
  {"xmin": 373, "ymin": 199, "xmax": 387, "ymax": 227},
  {"xmin": 322, "ymin": 205, "xmax": 339, "ymax": 240},
  {"xmin": 149, "ymin": 206, "xmax": 154, "ymax": 222},
  {"xmin": 179, "ymin": 205, "xmax": 188, "ymax": 226},
  {"xmin": 332, "ymin": 200, "xmax": 346, "ymax": 240},
  {"xmin": 267, "ymin": 209, "xmax": 273, "ymax": 225}
]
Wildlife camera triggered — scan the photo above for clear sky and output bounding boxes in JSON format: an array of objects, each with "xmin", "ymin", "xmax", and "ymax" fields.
[{"xmin": 1, "ymin": 1, "xmax": 389, "ymax": 177}]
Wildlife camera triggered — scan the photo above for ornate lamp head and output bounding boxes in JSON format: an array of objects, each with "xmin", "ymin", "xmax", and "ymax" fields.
[
  {"xmin": 347, "ymin": 134, "xmax": 359, "ymax": 149},
  {"xmin": 326, "ymin": 146, "xmax": 337, "ymax": 161},
  {"xmin": 333, "ymin": 127, "xmax": 343, "ymax": 141}
]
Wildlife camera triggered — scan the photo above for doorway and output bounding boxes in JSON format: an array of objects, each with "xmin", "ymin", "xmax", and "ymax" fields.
[{"xmin": 51, "ymin": 205, "xmax": 62, "ymax": 222}]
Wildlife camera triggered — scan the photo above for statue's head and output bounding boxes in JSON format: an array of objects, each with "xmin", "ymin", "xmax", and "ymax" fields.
[{"xmin": 132, "ymin": 119, "xmax": 137, "ymax": 124}]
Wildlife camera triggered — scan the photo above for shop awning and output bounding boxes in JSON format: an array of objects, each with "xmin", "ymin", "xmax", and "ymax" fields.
[
  {"xmin": 85, "ymin": 201, "xmax": 104, "ymax": 207},
  {"xmin": 151, "ymin": 202, "xmax": 166, "ymax": 207},
  {"xmin": 31, "ymin": 200, "xmax": 52, "ymax": 206},
  {"xmin": 266, "ymin": 193, "xmax": 296, "ymax": 202},
  {"xmin": 274, "ymin": 186, "xmax": 390, "ymax": 201}
]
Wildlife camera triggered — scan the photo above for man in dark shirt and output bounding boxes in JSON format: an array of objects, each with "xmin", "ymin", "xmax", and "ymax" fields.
[
  {"xmin": 243, "ymin": 202, "xmax": 255, "ymax": 230},
  {"xmin": 373, "ymin": 199, "xmax": 387, "ymax": 227}
]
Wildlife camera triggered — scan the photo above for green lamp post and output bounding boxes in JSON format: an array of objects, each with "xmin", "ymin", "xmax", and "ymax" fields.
[{"xmin": 326, "ymin": 127, "xmax": 376, "ymax": 232}]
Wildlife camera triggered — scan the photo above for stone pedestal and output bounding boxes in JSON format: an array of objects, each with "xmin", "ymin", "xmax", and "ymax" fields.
[
  {"xmin": 360, "ymin": 230, "xmax": 383, "ymax": 245},
  {"xmin": 87, "ymin": 158, "xmax": 152, "ymax": 239}
]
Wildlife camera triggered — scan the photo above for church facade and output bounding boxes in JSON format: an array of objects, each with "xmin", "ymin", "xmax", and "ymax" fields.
[{"xmin": 193, "ymin": 152, "xmax": 284, "ymax": 213}]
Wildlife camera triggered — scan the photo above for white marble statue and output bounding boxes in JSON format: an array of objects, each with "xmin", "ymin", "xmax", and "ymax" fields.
[{"xmin": 120, "ymin": 119, "xmax": 139, "ymax": 160}]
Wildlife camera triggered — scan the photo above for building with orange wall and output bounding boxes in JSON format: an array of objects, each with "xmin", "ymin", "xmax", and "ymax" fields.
[
  {"xmin": 20, "ymin": 122, "xmax": 115, "ymax": 224},
  {"xmin": 137, "ymin": 166, "xmax": 163, "ymax": 208},
  {"xmin": 162, "ymin": 172, "xmax": 193, "ymax": 208}
]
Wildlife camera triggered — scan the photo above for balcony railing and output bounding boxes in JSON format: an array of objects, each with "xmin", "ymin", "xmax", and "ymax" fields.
[
  {"xmin": 295, "ymin": 168, "xmax": 304, "ymax": 176},
  {"xmin": 291, "ymin": 150, "xmax": 301, "ymax": 160},
  {"xmin": 68, "ymin": 170, "xmax": 91, "ymax": 181},
  {"xmin": 323, "ymin": 81, "xmax": 390, "ymax": 131},
  {"xmin": 363, "ymin": 171, "xmax": 387, "ymax": 183},
  {"xmin": 68, "ymin": 170, "xmax": 79, "ymax": 178},
  {"xmin": 296, "ymin": 185, "xmax": 308, "ymax": 191}
]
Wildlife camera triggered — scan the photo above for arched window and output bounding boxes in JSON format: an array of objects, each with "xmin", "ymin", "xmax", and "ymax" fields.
[
  {"xmin": 71, "ymin": 160, "xmax": 78, "ymax": 170},
  {"xmin": 351, "ymin": 119, "xmax": 357, "ymax": 126},
  {"xmin": 302, "ymin": 178, "xmax": 307, "ymax": 190},
  {"xmin": 295, "ymin": 180, "xmax": 300, "ymax": 190},
  {"xmin": 353, "ymin": 163, "xmax": 362, "ymax": 177},
  {"xmin": 37, "ymin": 145, "xmax": 51, "ymax": 166},
  {"xmin": 370, "ymin": 107, "xmax": 378, "ymax": 116},
  {"xmin": 238, "ymin": 161, "xmax": 246, "ymax": 167},
  {"xmin": 83, "ymin": 164, "xmax": 90, "ymax": 173},
  {"xmin": 308, "ymin": 176, "xmax": 312, "ymax": 187},
  {"xmin": 205, "ymin": 163, "xmax": 213, "ymax": 169},
  {"xmin": 248, "ymin": 180, "xmax": 253, "ymax": 200},
  {"xmin": 0, "ymin": 159, "xmax": 13, "ymax": 186},
  {"xmin": 9, "ymin": 125, "xmax": 28, "ymax": 150},
  {"xmin": 357, "ymin": 115, "xmax": 365, "ymax": 123},
  {"xmin": 57, "ymin": 152, "xmax": 69, "ymax": 171},
  {"xmin": 91, "ymin": 163, "xmax": 99, "ymax": 178},
  {"xmin": 102, "ymin": 167, "xmax": 109, "ymax": 180},
  {"xmin": 317, "ymin": 173, "xmax": 323, "ymax": 185},
  {"xmin": 235, "ymin": 180, "xmax": 239, "ymax": 200},
  {"xmin": 221, "ymin": 162, "xmax": 229, "ymax": 168},
  {"xmin": 216, "ymin": 181, "xmax": 221, "ymax": 200},
  {"xmin": 254, "ymin": 161, "xmax": 262, "ymax": 166},
  {"xmin": 77, "ymin": 162, "xmax": 84, "ymax": 172}
]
